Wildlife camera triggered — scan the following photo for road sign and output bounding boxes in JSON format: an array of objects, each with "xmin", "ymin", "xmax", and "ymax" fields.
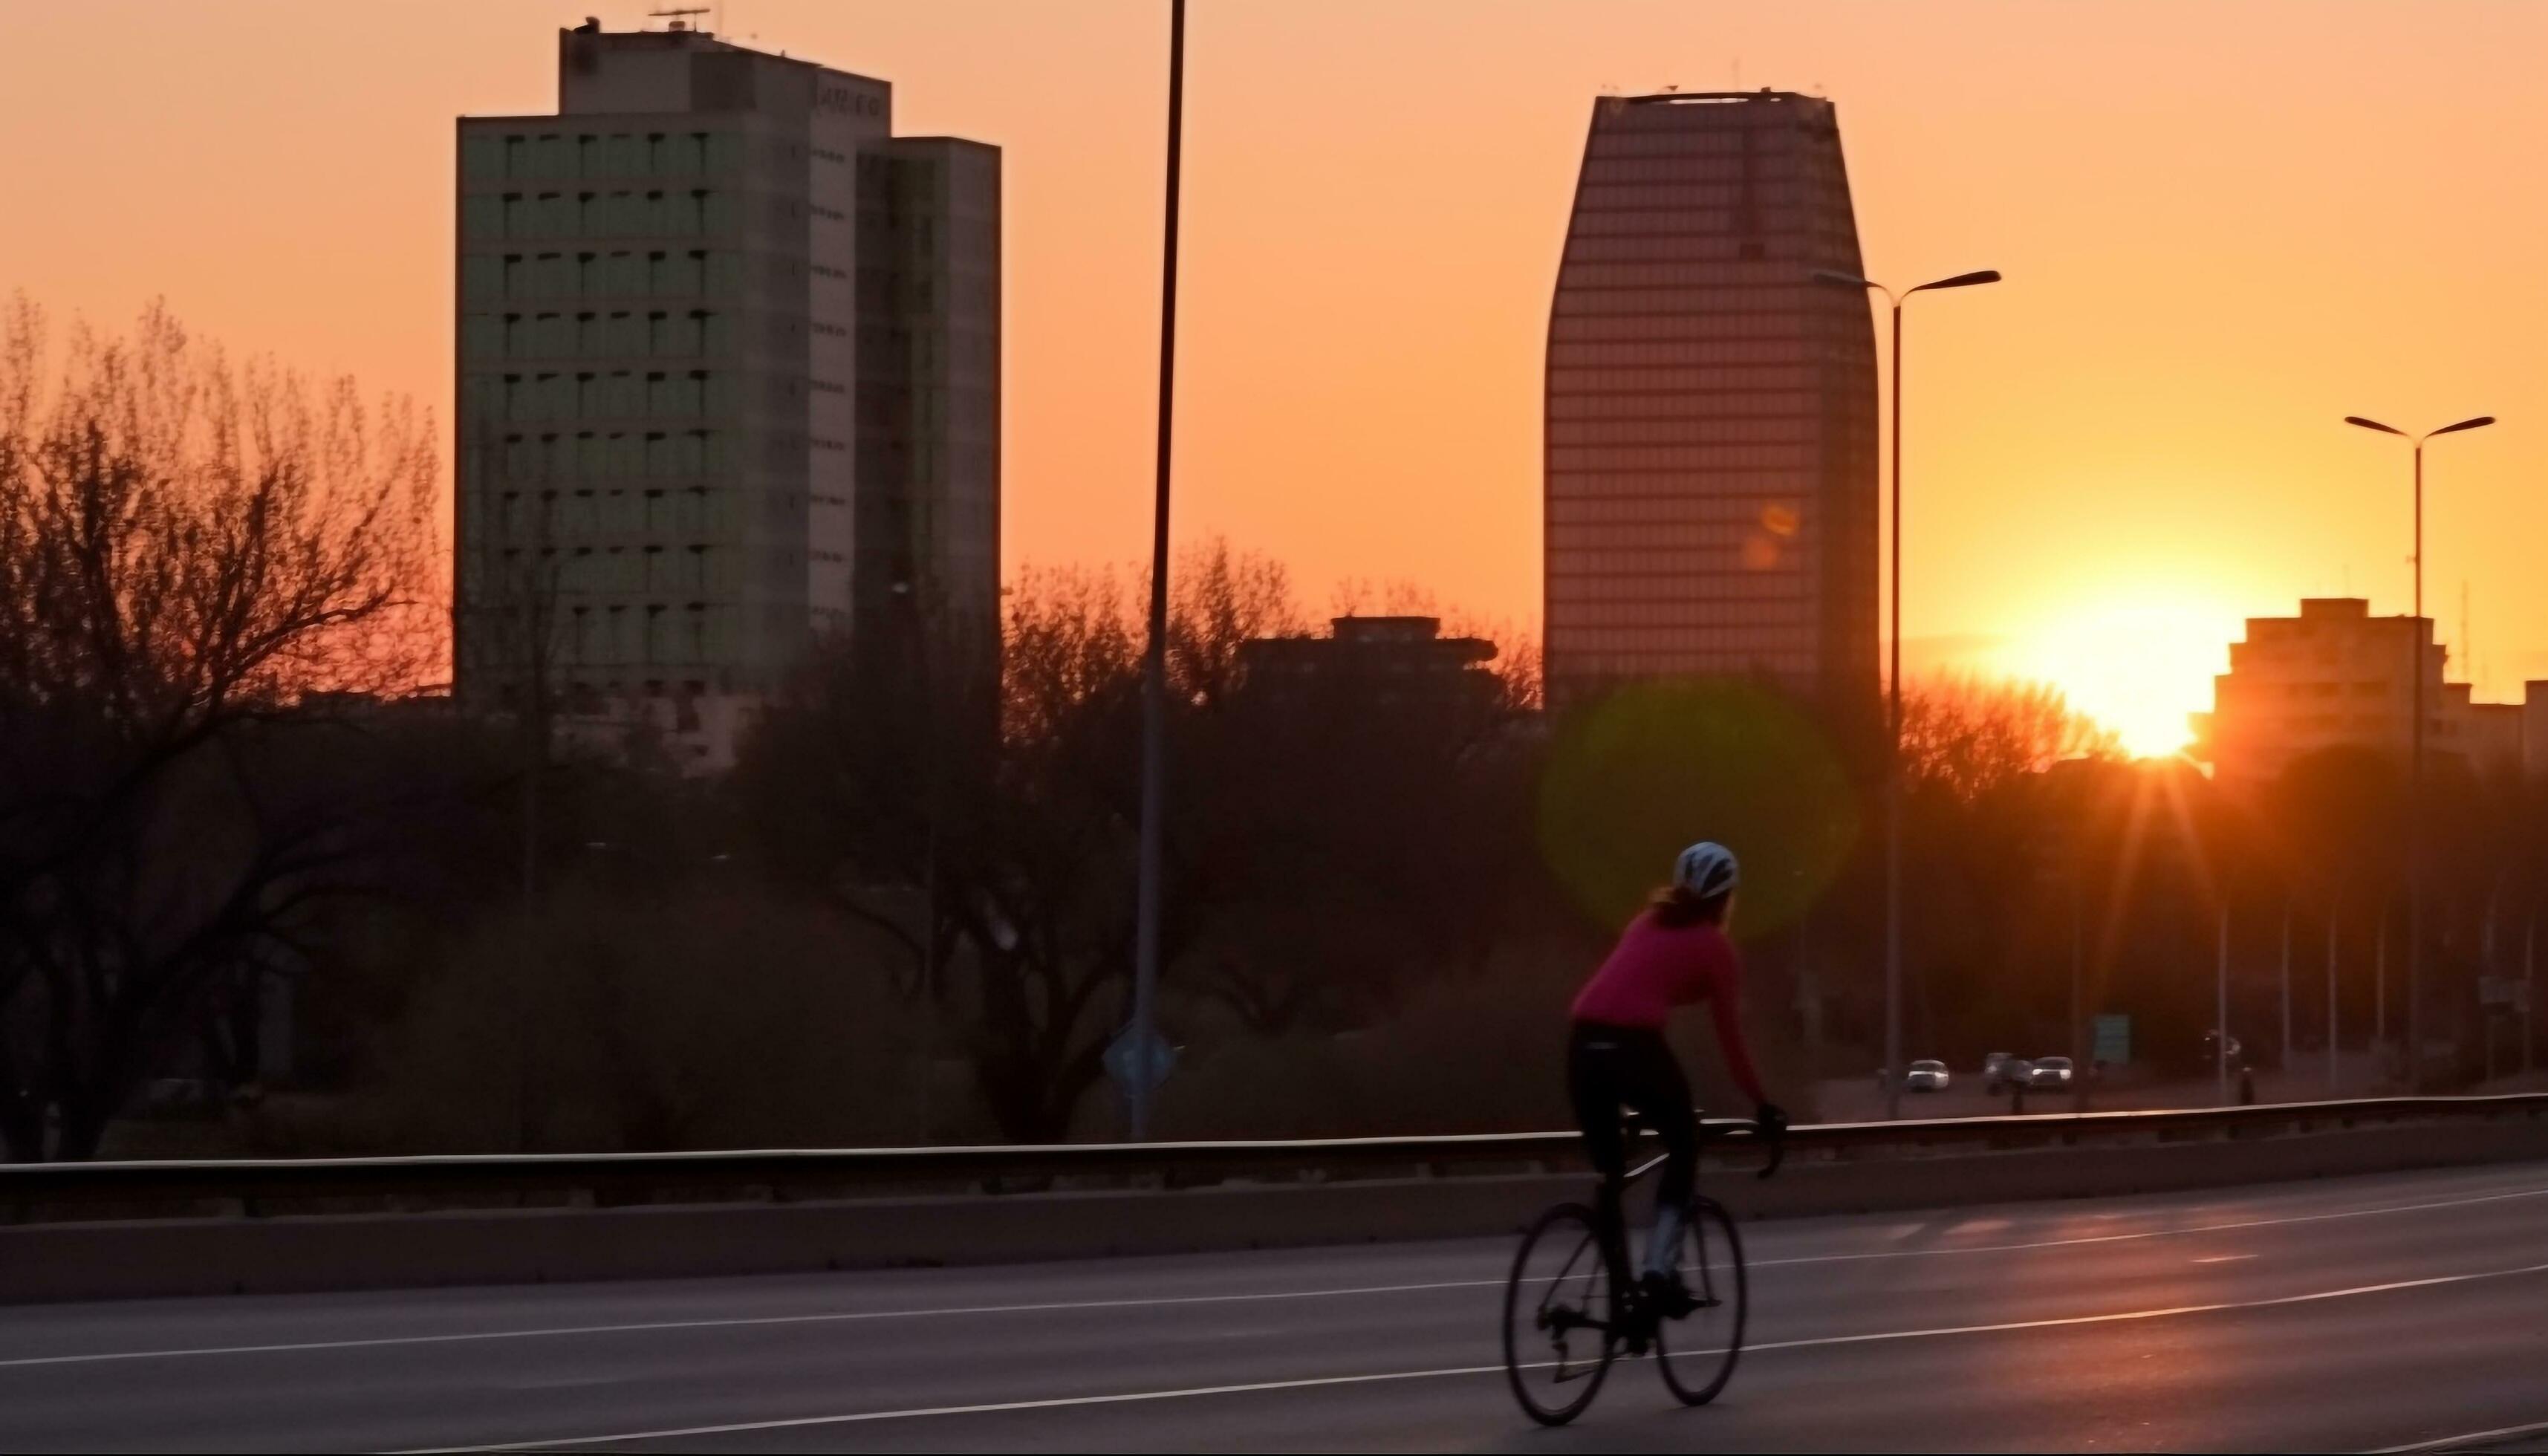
[
  {"xmin": 1104, "ymin": 1023, "xmax": 1178, "ymax": 1098},
  {"xmin": 2091, "ymin": 1014, "xmax": 2131, "ymax": 1065}
]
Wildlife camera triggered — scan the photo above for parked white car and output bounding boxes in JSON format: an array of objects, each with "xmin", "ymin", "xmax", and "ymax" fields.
[
  {"xmin": 1903, "ymin": 1059, "xmax": 1951, "ymax": 1093},
  {"xmin": 2028, "ymin": 1056, "xmax": 2076, "ymax": 1089}
]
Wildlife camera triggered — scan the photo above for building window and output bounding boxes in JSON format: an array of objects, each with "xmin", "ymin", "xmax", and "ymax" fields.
[
  {"xmin": 461, "ymin": 134, "xmax": 506, "ymax": 181},
  {"xmin": 461, "ymin": 315, "xmax": 504, "ymax": 360},
  {"xmin": 461, "ymin": 194, "xmax": 505, "ymax": 240},
  {"xmin": 649, "ymin": 251, "xmax": 703, "ymax": 295},
  {"xmin": 654, "ymin": 132, "xmax": 706, "ymax": 177},
  {"xmin": 652, "ymin": 311, "xmax": 703, "ymax": 356}
]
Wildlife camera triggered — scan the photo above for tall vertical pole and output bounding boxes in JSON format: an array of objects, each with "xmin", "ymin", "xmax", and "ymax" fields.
[
  {"xmin": 1129, "ymin": 0, "xmax": 1187, "ymax": 1141},
  {"xmin": 917, "ymin": 591, "xmax": 940, "ymax": 1140},
  {"xmin": 2375, "ymin": 900, "xmax": 2388, "ymax": 1057},
  {"xmin": 2326, "ymin": 901, "xmax": 2340, "ymax": 1093},
  {"xmin": 2525, "ymin": 906, "xmax": 2536, "ymax": 1076},
  {"xmin": 2408, "ymin": 441, "xmax": 2425, "ymax": 1092},
  {"xmin": 1797, "ymin": 894, "xmax": 1823, "ymax": 1085},
  {"xmin": 2279, "ymin": 899, "xmax": 2292, "ymax": 1076},
  {"xmin": 2217, "ymin": 900, "xmax": 2232, "ymax": 1105},
  {"xmin": 2484, "ymin": 875, "xmax": 2503, "ymax": 1083},
  {"xmin": 1884, "ymin": 300, "xmax": 1905, "ymax": 1121},
  {"xmin": 2070, "ymin": 860, "xmax": 2085, "ymax": 1111}
]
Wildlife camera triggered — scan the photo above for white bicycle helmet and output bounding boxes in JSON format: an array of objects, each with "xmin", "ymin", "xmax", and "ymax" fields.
[{"xmin": 1672, "ymin": 842, "xmax": 1739, "ymax": 900}]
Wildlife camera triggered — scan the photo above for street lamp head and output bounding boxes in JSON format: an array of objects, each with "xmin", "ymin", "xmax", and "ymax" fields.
[
  {"xmin": 2431, "ymin": 415, "xmax": 2496, "ymax": 438},
  {"xmin": 1915, "ymin": 269, "xmax": 2003, "ymax": 292},
  {"xmin": 1811, "ymin": 270, "xmax": 1873, "ymax": 290},
  {"xmin": 2344, "ymin": 416, "xmax": 2406, "ymax": 438}
]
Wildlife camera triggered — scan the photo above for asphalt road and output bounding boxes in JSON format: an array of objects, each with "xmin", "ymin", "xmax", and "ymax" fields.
[{"xmin": 5, "ymin": 1161, "xmax": 2548, "ymax": 1452}]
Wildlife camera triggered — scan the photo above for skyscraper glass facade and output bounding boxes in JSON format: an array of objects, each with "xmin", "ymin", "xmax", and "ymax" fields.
[{"xmin": 1543, "ymin": 91, "xmax": 1878, "ymax": 717}]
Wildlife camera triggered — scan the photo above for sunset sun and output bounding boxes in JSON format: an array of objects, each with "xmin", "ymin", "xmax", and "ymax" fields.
[{"xmin": 1994, "ymin": 600, "xmax": 2237, "ymax": 760}]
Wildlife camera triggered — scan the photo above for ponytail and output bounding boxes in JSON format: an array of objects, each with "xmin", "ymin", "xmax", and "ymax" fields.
[{"xmin": 1648, "ymin": 884, "xmax": 1729, "ymax": 929}]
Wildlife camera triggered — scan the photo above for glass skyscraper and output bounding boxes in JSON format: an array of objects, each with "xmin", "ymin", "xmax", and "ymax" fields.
[{"xmin": 1543, "ymin": 91, "xmax": 1878, "ymax": 718}]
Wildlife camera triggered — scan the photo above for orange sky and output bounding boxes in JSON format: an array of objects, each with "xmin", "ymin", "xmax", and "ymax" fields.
[{"xmin": 4, "ymin": 1, "xmax": 2544, "ymax": 751}]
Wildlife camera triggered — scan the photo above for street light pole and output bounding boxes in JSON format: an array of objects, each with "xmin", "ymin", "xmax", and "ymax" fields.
[
  {"xmin": 2482, "ymin": 865, "xmax": 2518, "ymax": 1084},
  {"xmin": 1816, "ymin": 267, "xmax": 2001, "ymax": 1120},
  {"xmin": 2526, "ymin": 903, "xmax": 2538, "ymax": 1076},
  {"xmin": 2345, "ymin": 413, "xmax": 2494, "ymax": 1093},
  {"xmin": 2412, "ymin": 437, "xmax": 2425, "ymax": 1091},
  {"xmin": 2070, "ymin": 853, "xmax": 2086, "ymax": 1112},
  {"xmin": 1128, "ymin": 0, "xmax": 1189, "ymax": 1140},
  {"xmin": 2217, "ymin": 899, "xmax": 2232, "ymax": 1106},
  {"xmin": 891, "ymin": 578, "xmax": 941, "ymax": 1139},
  {"xmin": 2326, "ymin": 898, "xmax": 2340, "ymax": 1093},
  {"xmin": 2374, "ymin": 898, "xmax": 2388, "ymax": 1060},
  {"xmin": 1885, "ymin": 294, "xmax": 1902, "ymax": 1123},
  {"xmin": 2279, "ymin": 897, "xmax": 2292, "ymax": 1077}
]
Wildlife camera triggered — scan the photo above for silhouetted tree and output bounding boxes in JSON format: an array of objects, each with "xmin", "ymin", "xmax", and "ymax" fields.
[
  {"xmin": 741, "ymin": 542, "xmax": 1301, "ymax": 1140},
  {"xmin": 1901, "ymin": 673, "xmax": 2119, "ymax": 805},
  {"xmin": 0, "ymin": 299, "xmax": 437, "ymax": 1159}
]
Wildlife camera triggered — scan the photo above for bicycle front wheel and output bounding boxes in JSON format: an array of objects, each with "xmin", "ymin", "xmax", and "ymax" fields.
[
  {"xmin": 1655, "ymin": 1195, "xmax": 1748, "ymax": 1405},
  {"xmin": 1502, "ymin": 1202, "xmax": 1619, "ymax": 1426}
]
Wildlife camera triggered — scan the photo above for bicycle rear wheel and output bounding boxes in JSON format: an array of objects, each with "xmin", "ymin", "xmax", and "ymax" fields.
[
  {"xmin": 1655, "ymin": 1195, "xmax": 1748, "ymax": 1405},
  {"xmin": 1502, "ymin": 1202, "xmax": 1619, "ymax": 1426}
]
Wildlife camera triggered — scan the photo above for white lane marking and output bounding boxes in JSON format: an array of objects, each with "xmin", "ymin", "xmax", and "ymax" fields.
[
  {"xmin": 2191, "ymin": 1255, "xmax": 2257, "ymax": 1264},
  {"xmin": 1749, "ymin": 1181, "xmax": 2548, "ymax": 1268},
  {"xmin": 407, "ymin": 1363, "xmax": 1512, "ymax": 1452},
  {"xmin": 2367, "ymin": 1417, "xmax": 2548, "ymax": 1453},
  {"xmin": 10, "ymin": 1178, "xmax": 2546, "ymax": 1373},
  {"xmin": 0, "ymin": 1278, "xmax": 1504, "ymax": 1371},
  {"xmin": 408, "ymin": 1256, "xmax": 2548, "ymax": 1451}
]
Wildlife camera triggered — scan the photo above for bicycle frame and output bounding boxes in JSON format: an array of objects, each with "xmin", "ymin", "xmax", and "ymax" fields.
[
  {"xmin": 1504, "ymin": 1117, "xmax": 1780, "ymax": 1424},
  {"xmin": 1567, "ymin": 1125, "xmax": 1775, "ymax": 1336}
]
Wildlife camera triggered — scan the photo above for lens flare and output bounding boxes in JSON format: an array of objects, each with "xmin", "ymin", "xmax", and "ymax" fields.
[{"xmin": 1537, "ymin": 679, "xmax": 1862, "ymax": 937}]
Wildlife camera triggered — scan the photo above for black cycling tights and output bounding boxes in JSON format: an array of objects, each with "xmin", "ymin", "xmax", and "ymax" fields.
[{"xmin": 1566, "ymin": 1022, "xmax": 1699, "ymax": 1287}]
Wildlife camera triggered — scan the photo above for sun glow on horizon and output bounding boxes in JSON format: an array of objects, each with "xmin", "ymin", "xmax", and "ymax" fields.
[{"xmin": 1992, "ymin": 599, "xmax": 2238, "ymax": 761}]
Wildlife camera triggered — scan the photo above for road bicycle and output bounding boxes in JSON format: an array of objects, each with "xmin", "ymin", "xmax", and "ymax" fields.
[{"xmin": 1501, "ymin": 1117, "xmax": 1784, "ymax": 1426}]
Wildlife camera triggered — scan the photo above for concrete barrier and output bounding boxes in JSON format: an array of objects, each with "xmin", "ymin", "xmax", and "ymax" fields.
[{"xmin": 4, "ymin": 1117, "xmax": 2544, "ymax": 1305}]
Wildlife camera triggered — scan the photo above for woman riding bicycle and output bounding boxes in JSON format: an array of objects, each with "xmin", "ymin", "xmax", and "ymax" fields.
[{"xmin": 1567, "ymin": 841, "xmax": 1788, "ymax": 1318}]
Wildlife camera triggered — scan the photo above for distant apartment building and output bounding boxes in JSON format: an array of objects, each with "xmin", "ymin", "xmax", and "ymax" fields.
[
  {"xmin": 2196, "ymin": 598, "xmax": 2535, "ymax": 787},
  {"xmin": 2444, "ymin": 680, "xmax": 2525, "ymax": 776},
  {"xmin": 1542, "ymin": 90, "xmax": 1879, "ymax": 719},
  {"xmin": 1237, "ymin": 616, "xmax": 1501, "ymax": 714},
  {"xmin": 2526, "ymin": 685, "xmax": 2548, "ymax": 779},
  {"xmin": 453, "ymin": 21, "xmax": 998, "ymax": 770}
]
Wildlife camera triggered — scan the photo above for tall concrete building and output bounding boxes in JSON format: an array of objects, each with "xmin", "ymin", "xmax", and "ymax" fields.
[
  {"xmin": 1542, "ymin": 91, "xmax": 1878, "ymax": 717},
  {"xmin": 454, "ymin": 22, "xmax": 998, "ymax": 768}
]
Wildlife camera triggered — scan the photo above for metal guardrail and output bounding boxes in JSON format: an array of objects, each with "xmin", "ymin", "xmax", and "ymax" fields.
[{"xmin": 1, "ymin": 1093, "xmax": 2542, "ymax": 1221}]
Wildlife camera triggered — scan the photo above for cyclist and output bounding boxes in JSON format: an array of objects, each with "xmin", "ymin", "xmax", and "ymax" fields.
[{"xmin": 1567, "ymin": 841, "xmax": 1788, "ymax": 1327}]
